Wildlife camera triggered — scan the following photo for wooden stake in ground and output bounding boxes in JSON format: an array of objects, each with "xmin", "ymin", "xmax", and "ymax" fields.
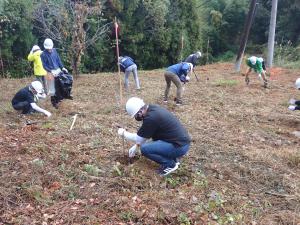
[
  {"xmin": 70, "ymin": 114, "xmax": 78, "ymax": 130},
  {"xmin": 114, "ymin": 18, "xmax": 126, "ymax": 158}
]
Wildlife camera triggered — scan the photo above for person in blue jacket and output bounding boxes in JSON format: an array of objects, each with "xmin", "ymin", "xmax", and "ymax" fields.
[
  {"xmin": 163, "ymin": 62, "xmax": 193, "ymax": 105},
  {"xmin": 41, "ymin": 38, "xmax": 69, "ymax": 108},
  {"xmin": 119, "ymin": 56, "xmax": 140, "ymax": 90}
]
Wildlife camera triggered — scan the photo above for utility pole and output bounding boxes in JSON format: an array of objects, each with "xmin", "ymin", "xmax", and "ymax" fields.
[
  {"xmin": 235, "ymin": 0, "xmax": 258, "ymax": 72},
  {"xmin": 267, "ymin": 0, "xmax": 278, "ymax": 68}
]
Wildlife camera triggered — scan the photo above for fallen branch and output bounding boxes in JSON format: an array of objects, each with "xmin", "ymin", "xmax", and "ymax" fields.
[{"xmin": 265, "ymin": 191, "xmax": 295, "ymax": 198}]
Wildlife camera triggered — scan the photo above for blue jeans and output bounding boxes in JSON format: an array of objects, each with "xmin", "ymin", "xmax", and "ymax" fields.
[
  {"xmin": 124, "ymin": 64, "xmax": 140, "ymax": 89},
  {"xmin": 141, "ymin": 140, "xmax": 190, "ymax": 168},
  {"xmin": 12, "ymin": 101, "xmax": 33, "ymax": 114}
]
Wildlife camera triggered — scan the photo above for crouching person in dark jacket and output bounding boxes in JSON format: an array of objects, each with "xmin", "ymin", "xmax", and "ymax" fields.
[
  {"xmin": 117, "ymin": 97, "xmax": 191, "ymax": 176},
  {"xmin": 12, "ymin": 81, "xmax": 51, "ymax": 117},
  {"xmin": 288, "ymin": 78, "xmax": 300, "ymax": 111}
]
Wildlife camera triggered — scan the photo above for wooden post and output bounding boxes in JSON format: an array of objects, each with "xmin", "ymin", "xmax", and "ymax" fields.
[
  {"xmin": 234, "ymin": 0, "xmax": 258, "ymax": 72},
  {"xmin": 114, "ymin": 17, "xmax": 122, "ymax": 105},
  {"xmin": 206, "ymin": 37, "xmax": 209, "ymax": 65},
  {"xmin": 114, "ymin": 17, "xmax": 126, "ymax": 158},
  {"xmin": 0, "ymin": 48, "xmax": 4, "ymax": 77}
]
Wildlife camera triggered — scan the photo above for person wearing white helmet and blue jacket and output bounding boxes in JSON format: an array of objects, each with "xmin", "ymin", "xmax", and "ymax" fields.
[
  {"xmin": 245, "ymin": 56, "xmax": 268, "ymax": 88},
  {"xmin": 117, "ymin": 97, "xmax": 191, "ymax": 176},
  {"xmin": 288, "ymin": 78, "xmax": 300, "ymax": 111},
  {"xmin": 119, "ymin": 56, "xmax": 140, "ymax": 90},
  {"xmin": 41, "ymin": 38, "xmax": 71, "ymax": 108},
  {"xmin": 11, "ymin": 81, "xmax": 51, "ymax": 117},
  {"xmin": 164, "ymin": 62, "xmax": 193, "ymax": 105}
]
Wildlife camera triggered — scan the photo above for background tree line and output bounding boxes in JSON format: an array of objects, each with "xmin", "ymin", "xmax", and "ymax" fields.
[{"xmin": 0, "ymin": 0, "xmax": 299, "ymax": 78}]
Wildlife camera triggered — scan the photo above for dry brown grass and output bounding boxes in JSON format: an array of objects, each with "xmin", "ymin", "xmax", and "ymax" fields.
[{"xmin": 0, "ymin": 63, "xmax": 299, "ymax": 224}]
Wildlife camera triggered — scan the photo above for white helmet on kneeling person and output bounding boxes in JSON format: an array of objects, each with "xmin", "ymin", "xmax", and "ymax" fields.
[
  {"xmin": 30, "ymin": 81, "xmax": 46, "ymax": 99},
  {"xmin": 249, "ymin": 56, "xmax": 257, "ymax": 65},
  {"xmin": 295, "ymin": 78, "xmax": 300, "ymax": 90},
  {"xmin": 126, "ymin": 97, "xmax": 145, "ymax": 118}
]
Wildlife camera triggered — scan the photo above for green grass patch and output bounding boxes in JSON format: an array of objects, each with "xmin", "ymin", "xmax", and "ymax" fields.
[{"xmin": 214, "ymin": 79, "xmax": 238, "ymax": 87}]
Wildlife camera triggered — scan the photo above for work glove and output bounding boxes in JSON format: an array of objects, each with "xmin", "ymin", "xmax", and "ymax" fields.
[
  {"xmin": 62, "ymin": 68, "xmax": 68, "ymax": 74},
  {"xmin": 118, "ymin": 128, "xmax": 125, "ymax": 136},
  {"xmin": 45, "ymin": 111, "xmax": 52, "ymax": 117},
  {"xmin": 37, "ymin": 93, "xmax": 46, "ymax": 100},
  {"xmin": 185, "ymin": 75, "xmax": 190, "ymax": 82},
  {"xmin": 288, "ymin": 105, "xmax": 296, "ymax": 111},
  {"xmin": 128, "ymin": 144, "xmax": 137, "ymax": 158},
  {"xmin": 289, "ymin": 98, "xmax": 296, "ymax": 105}
]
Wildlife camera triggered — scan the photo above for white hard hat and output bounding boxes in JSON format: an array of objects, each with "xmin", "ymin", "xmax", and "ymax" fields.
[
  {"xmin": 44, "ymin": 38, "xmax": 54, "ymax": 50},
  {"xmin": 30, "ymin": 81, "xmax": 44, "ymax": 94},
  {"xmin": 249, "ymin": 56, "xmax": 257, "ymax": 65},
  {"xmin": 196, "ymin": 51, "xmax": 202, "ymax": 58},
  {"xmin": 187, "ymin": 63, "xmax": 193, "ymax": 72},
  {"xmin": 295, "ymin": 78, "xmax": 300, "ymax": 89},
  {"xmin": 126, "ymin": 97, "xmax": 145, "ymax": 118},
  {"xmin": 32, "ymin": 45, "xmax": 40, "ymax": 52}
]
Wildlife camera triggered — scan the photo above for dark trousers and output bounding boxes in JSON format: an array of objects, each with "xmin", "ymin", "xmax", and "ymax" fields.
[
  {"xmin": 12, "ymin": 101, "xmax": 33, "ymax": 114},
  {"xmin": 295, "ymin": 100, "xmax": 300, "ymax": 110}
]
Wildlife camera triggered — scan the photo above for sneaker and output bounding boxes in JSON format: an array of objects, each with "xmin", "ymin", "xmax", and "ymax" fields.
[
  {"xmin": 159, "ymin": 163, "xmax": 179, "ymax": 176},
  {"xmin": 176, "ymin": 102, "xmax": 182, "ymax": 106},
  {"xmin": 65, "ymin": 95, "xmax": 73, "ymax": 100},
  {"xmin": 263, "ymin": 80, "xmax": 268, "ymax": 88},
  {"xmin": 175, "ymin": 158, "xmax": 181, "ymax": 166}
]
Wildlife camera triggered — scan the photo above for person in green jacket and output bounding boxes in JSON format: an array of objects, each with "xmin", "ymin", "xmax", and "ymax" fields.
[
  {"xmin": 28, "ymin": 45, "xmax": 48, "ymax": 93},
  {"xmin": 245, "ymin": 56, "xmax": 268, "ymax": 88}
]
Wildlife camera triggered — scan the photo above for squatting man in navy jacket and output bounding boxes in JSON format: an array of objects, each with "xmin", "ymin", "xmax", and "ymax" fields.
[
  {"xmin": 11, "ymin": 81, "xmax": 51, "ymax": 117},
  {"xmin": 117, "ymin": 97, "xmax": 191, "ymax": 176},
  {"xmin": 118, "ymin": 56, "xmax": 140, "ymax": 90},
  {"xmin": 164, "ymin": 62, "xmax": 193, "ymax": 105},
  {"xmin": 41, "ymin": 38, "xmax": 70, "ymax": 109},
  {"xmin": 288, "ymin": 78, "xmax": 300, "ymax": 111}
]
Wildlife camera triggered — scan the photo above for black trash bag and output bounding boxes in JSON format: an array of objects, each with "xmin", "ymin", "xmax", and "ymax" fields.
[{"xmin": 55, "ymin": 72, "xmax": 73, "ymax": 101}]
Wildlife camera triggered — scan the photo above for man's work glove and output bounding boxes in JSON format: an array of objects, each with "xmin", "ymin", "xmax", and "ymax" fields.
[
  {"xmin": 289, "ymin": 98, "xmax": 296, "ymax": 105},
  {"xmin": 288, "ymin": 105, "xmax": 296, "ymax": 111},
  {"xmin": 45, "ymin": 111, "xmax": 52, "ymax": 117},
  {"xmin": 118, "ymin": 128, "xmax": 125, "ymax": 136},
  {"xmin": 62, "ymin": 68, "xmax": 68, "ymax": 74},
  {"xmin": 128, "ymin": 144, "xmax": 137, "ymax": 158},
  {"xmin": 185, "ymin": 75, "xmax": 190, "ymax": 82}
]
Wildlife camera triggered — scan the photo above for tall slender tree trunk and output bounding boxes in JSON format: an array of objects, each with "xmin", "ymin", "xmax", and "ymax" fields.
[
  {"xmin": 267, "ymin": 0, "xmax": 278, "ymax": 68},
  {"xmin": 0, "ymin": 48, "xmax": 4, "ymax": 77}
]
